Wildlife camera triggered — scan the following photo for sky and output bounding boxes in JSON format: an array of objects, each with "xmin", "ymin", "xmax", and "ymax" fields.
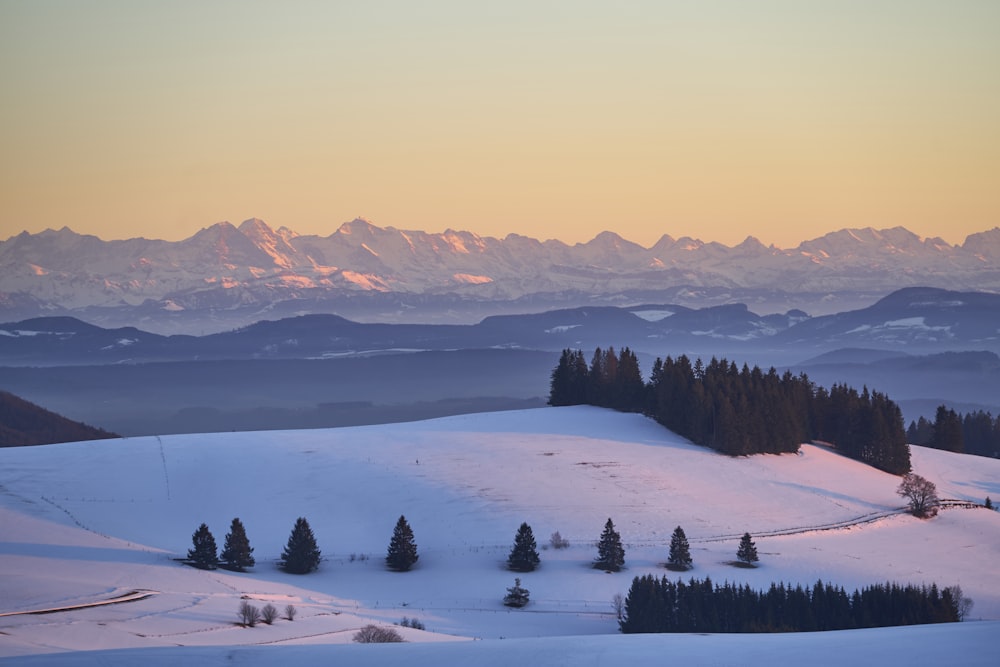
[{"xmin": 1, "ymin": 1, "xmax": 998, "ymax": 248}]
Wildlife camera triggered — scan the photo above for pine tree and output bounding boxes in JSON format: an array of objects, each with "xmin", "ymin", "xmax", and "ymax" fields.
[
  {"xmin": 187, "ymin": 523, "xmax": 218, "ymax": 570},
  {"xmin": 507, "ymin": 522, "xmax": 541, "ymax": 572},
  {"xmin": 736, "ymin": 532, "xmax": 759, "ymax": 566},
  {"xmin": 219, "ymin": 517, "xmax": 255, "ymax": 571},
  {"xmin": 280, "ymin": 517, "xmax": 321, "ymax": 574},
  {"xmin": 386, "ymin": 515, "xmax": 419, "ymax": 571},
  {"xmin": 594, "ymin": 518, "xmax": 625, "ymax": 571},
  {"xmin": 931, "ymin": 406, "xmax": 964, "ymax": 453},
  {"xmin": 503, "ymin": 577, "xmax": 530, "ymax": 608},
  {"xmin": 667, "ymin": 526, "xmax": 693, "ymax": 570},
  {"xmin": 986, "ymin": 496, "xmax": 994, "ymax": 510}
]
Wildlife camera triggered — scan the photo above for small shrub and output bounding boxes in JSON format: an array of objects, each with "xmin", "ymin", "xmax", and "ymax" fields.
[
  {"xmin": 398, "ymin": 616, "xmax": 425, "ymax": 630},
  {"xmin": 612, "ymin": 593, "xmax": 626, "ymax": 622},
  {"xmin": 550, "ymin": 531, "xmax": 570, "ymax": 549},
  {"xmin": 238, "ymin": 600, "xmax": 261, "ymax": 627},
  {"xmin": 260, "ymin": 603, "xmax": 278, "ymax": 625},
  {"xmin": 353, "ymin": 624, "xmax": 404, "ymax": 643},
  {"xmin": 284, "ymin": 604, "xmax": 297, "ymax": 621},
  {"xmin": 503, "ymin": 577, "xmax": 530, "ymax": 608}
]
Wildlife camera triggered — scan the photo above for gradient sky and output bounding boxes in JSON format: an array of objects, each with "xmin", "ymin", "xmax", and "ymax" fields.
[{"xmin": 2, "ymin": 1, "xmax": 998, "ymax": 248}]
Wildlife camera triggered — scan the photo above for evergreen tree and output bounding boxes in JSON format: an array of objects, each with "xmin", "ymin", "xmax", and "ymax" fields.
[
  {"xmin": 667, "ymin": 526, "xmax": 693, "ymax": 570},
  {"xmin": 549, "ymin": 349, "xmax": 582, "ymax": 406},
  {"xmin": 386, "ymin": 515, "xmax": 419, "ymax": 571},
  {"xmin": 594, "ymin": 518, "xmax": 625, "ymax": 571},
  {"xmin": 985, "ymin": 496, "xmax": 994, "ymax": 510},
  {"xmin": 220, "ymin": 517, "xmax": 255, "ymax": 571},
  {"xmin": 503, "ymin": 577, "xmax": 530, "ymax": 608},
  {"xmin": 931, "ymin": 406, "xmax": 964, "ymax": 453},
  {"xmin": 907, "ymin": 416, "xmax": 933, "ymax": 445},
  {"xmin": 614, "ymin": 347, "xmax": 645, "ymax": 411},
  {"xmin": 280, "ymin": 517, "xmax": 321, "ymax": 574},
  {"xmin": 187, "ymin": 523, "xmax": 218, "ymax": 570},
  {"xmin": 737, "ymin": 532, "xmax": 759, "ymax": 566},
  {"xmin": 507, "ymin": 522, "xmax": 541, "ymax": 572}
]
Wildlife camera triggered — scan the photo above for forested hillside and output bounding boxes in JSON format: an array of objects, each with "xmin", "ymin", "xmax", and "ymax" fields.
[
  {"xmin": 550, "ymin": 348, "xmax": 911, "ymax": 474},
  {"xmin": 0, "ymin": 390, "xmax": 118, "ymax": 446}
]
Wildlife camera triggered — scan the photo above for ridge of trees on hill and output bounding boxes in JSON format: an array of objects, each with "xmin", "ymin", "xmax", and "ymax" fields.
[
  {"xmin": 907, "ymin": 406, "xmax": 1000, "ymax": 458},
  {"xmin": 0, "ymin": 390, "xmax": 119, "ymax": 447},
  {"xmin": 549, "ymin": 347, "xmax": 911, "ymax": 475}
]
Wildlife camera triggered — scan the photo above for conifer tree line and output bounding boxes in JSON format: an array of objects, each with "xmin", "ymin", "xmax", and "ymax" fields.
[
  {"xmin": 186, "ymin": 515, "xmax": 636, "ymax": 577},
  {"xmin": 619, "ymin": 576, "xmax": 963, "ymax": 633},
  {"xmin": 907, "ymin": 406, "xmax": 1000, "ymax": 458},
  {"xmin": 549, "ymin": 348, "xmax": 911, "ymax": 475}
]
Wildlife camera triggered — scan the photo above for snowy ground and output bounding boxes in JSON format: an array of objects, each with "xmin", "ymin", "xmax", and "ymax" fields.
[{"xmin": 1, "ymin": 406, "xmax": 997, "ymax": 665}]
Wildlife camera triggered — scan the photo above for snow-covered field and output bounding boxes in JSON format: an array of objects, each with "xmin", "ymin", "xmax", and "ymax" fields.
[{"xmin": 1, "ymin": 406, "xmax": 997, "ymax": 665}]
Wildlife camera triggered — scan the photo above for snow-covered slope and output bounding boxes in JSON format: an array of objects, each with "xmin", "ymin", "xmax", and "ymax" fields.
[{"xmin": 0, "ymin": 407, "xmax": 997, "ymax": 664}]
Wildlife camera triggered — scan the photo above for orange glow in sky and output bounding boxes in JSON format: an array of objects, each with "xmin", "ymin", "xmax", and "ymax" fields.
[{"xmin": 1, "ymin": 1, "xmax": 998, "ymax": 247}]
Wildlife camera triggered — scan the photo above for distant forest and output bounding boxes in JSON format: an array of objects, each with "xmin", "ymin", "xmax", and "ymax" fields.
[
  {"xmin": 0, "ymin": 390, "xmax": 118, "ymax": 447},
  {"xmin": 907, "ymin": 406, "xmax": 1000, "ymax": 459},
  {"xmin": 549, "ymin": 347, "xmax": 911, "ymax": 475}
]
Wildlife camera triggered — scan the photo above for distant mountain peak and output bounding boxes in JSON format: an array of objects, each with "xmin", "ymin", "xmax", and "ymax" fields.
[{"xmin": 2, "ymin": 219, "xmax": 998, "ymax": 333}]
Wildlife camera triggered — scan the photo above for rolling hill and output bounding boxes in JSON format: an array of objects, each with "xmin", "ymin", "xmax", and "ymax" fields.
[{"xmin": 0, "ymin": 407, "xmax": 996, "ymax": 664}]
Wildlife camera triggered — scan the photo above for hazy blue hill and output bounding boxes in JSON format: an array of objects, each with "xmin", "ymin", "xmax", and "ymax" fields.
[{"xmin": 0, "ymin": 390, "xmax": 118, "ymax": 446}]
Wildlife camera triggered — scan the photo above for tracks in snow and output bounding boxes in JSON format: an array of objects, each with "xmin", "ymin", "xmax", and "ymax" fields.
[
  {"xmin": 0, "ymin": 590, "xmax": 159, "ymax": 617},
  {"xmin": 695, "ymin": 499, "xmax": 983, "ymax": 544}
]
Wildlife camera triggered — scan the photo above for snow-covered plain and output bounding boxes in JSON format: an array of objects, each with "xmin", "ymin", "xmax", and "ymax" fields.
[{"xmin": 1, "ymin": 406, "xmax": 997, "ymax": 665}]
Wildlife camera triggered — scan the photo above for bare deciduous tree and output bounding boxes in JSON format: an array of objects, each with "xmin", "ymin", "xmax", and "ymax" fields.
[
  {"xmin": 550, "ymin": 531, "xmax": 570, "ymax": 549},
  {"xmin": 284, "ymin": 604, "xmax": 297, "ymax": 621},
  {"xmin": 612, "ymin": 593, "xmax": 626, "ymax": 623},
  {"xmin": 238, "ymin": 600, "xmax": 261, "ymax": 627},
  {"xmin": 897, "ymin": 473, "xmax": 940, "ymax": 518},
  {"xmin": 353, "ymin": 624, "xmax": 404, "ymax": 643},
  {"xmin": 260, "ymin": 603, "xmax": 278, "ymax": 625}
]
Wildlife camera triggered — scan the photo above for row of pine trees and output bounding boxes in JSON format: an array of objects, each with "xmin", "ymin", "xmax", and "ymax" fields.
[
  {"xmin": 620, "ymin": 576, "xmax": 963, "ymax": 633},
  {"xmin": 187, "ymin": 516, "xmax": 420, "ymax": 574},
  {"xmin": 186, "ymin": 517, "xmax": 326, "ymax": 574},
  {"xmin": 549, "ymin": 348, "xmax": 912, "ymax": 474},
  {"xmin": 187, "ymin": 516, "xmax": 621, "ymax": 576},
  {"xmin": 907, "ymin": 406, "xmax": 1000, "ymax": 458}
]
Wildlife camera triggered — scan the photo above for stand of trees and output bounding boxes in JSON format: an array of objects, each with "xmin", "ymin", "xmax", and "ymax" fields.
[
  {"xmin": 620, "ymin": 576, "xmax": 963, "ymax": 633},
  {"xmin": 550, "ymin": 348, "xmax": 911, "ymax": 475},
  {"xmin": 907, "ymin": 407, "xmax": 1000, "ymax": 458}
]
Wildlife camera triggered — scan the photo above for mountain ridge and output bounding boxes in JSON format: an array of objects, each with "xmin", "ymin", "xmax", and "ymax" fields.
[
  {"xmin": 2, "ymin": 220, "xmax": 997, "ymax": 333},
  {"xmin": 2, "ymin": 286, "xmax": 998, "ymax": 365}
]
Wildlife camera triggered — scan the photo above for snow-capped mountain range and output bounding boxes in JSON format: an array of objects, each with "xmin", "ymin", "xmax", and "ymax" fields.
[{"xmin": 1, "ymin": 219, "xmax": 998, "ymax": 333}]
